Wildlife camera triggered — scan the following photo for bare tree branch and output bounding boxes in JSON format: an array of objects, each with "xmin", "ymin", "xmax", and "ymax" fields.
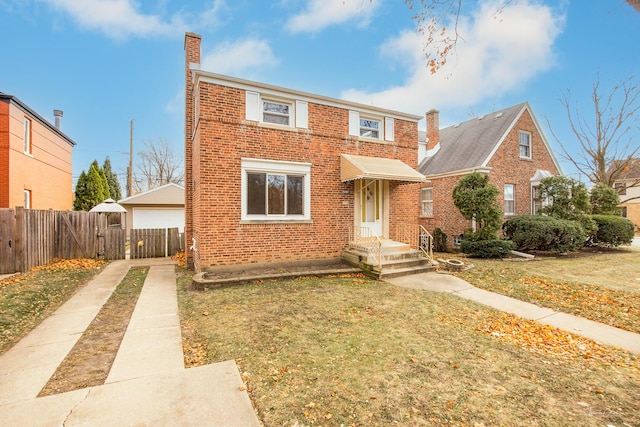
[
  {"xmin": 546, "ymin": 74, "xmax": 640, "ymax": 191},
  {"xmin": 134, "ymin": 138, "xmax": 184, "ymax": 192}
]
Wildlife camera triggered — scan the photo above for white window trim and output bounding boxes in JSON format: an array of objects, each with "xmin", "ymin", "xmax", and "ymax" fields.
[
  {"xmin": 246, "ymin": 91, "xmax": 308, "ymax": 129},
  {"xmin": 359, "ymin": 116, "xmax": 382, "ymax": 140},
  {"xmin": 504, "ymin": 184, "xmax": 515, "ymax": 216},
  {"xmin": 241, "ymin": 158, "xmax": 311, "ymax": 221},
  {"xmin": 24, "ymin": 117, "xmax": 31, "ymax": 154},
  {"xmin": 23, "ymin": 189, "xmax": 31, "ymax": 209},
  {"xmin": 519, "ymin": 130, "xmax": 532, "ymax": 159},
  {"xmin": 420, "ymin": 187, "xmax": 433, "ymax": 217}
]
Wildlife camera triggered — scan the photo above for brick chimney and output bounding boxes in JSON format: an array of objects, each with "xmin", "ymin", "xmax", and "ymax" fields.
[
  {"xmin": 184, "ymin": 32, "xmax": 201, "ymax": 269},
  {"xmin": 426, "ymin": 109, "xmax": 439, "ymax": 150}
]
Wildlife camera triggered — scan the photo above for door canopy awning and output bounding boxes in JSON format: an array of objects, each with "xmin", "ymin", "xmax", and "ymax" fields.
[{"xmin": 340, "ymin": 154, "xmax": 426, "ymax": 183}]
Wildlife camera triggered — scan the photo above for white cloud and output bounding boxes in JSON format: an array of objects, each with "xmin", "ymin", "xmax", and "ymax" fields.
[
  {"xmin": 37, "ymin": 0, "xmax": 225, "ymax": 40},
  {"xmin": 341, "ymin": 0, "xmax": 565, "ymax": 119},
  {"xmin": 286, "ymin": 0, "xmax": 379, "ymax": 33},
  {"xmin": 201, "ymin": 39, "xmax": 279, "ymax": 77}
]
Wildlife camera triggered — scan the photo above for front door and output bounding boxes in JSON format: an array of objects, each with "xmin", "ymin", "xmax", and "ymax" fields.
[{"xmin": 361, "ymin": 179, "xmax": 383, "ymax": 236}]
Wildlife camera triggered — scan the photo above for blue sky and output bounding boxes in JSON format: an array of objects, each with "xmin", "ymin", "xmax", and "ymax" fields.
[{"xmin": 1, "ymin": 0, "xmax": 638, "ymax": 190}]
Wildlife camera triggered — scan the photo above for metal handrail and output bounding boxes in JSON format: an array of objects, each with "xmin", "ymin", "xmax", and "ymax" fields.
[
  {"xmin": 393, "ymin": 222, "xmax": 434, "ymax": 262},
  {"xmin": 348, "ymin": 226, "xmax": 382, "ymax": 270}
]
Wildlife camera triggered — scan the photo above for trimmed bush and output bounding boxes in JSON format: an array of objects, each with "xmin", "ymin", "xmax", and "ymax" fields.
[
  {"xmin": 433, "ymin": 228, "xmax": 448, "ymax": 252},
  {"xmin": 460, "ymin": 239, "xmax": 514, "ymax": 258},
  {"xmin": 502, "ymin": 215, "xmax": 587, "ymax": 253},
  {"xmin": 589, "ymin": 215, "xmax": 634, "ymax": 247}
]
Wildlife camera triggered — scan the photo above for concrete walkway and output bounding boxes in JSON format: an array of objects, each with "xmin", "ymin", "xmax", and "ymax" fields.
[
  {"xmin": 0, "ymin": 258, "xmax": 260, "ymax": 426},
  {"xmin": 388, "ymin": 272, "xmax": 640, "ymax": 355}
]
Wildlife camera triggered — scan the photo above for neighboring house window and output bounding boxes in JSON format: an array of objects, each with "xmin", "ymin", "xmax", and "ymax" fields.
[
  {"xmin": 262, "ymin": 100, "xmax": 291, "ymax": 126},
  {"xmin": 614, "ymin": 182, "xmax": 627, "ymax": 195},
  {"xmin": 241, "ymin": 158, "xmax": 311, "ymax": 221},
  {"xmin": 519, "ymin": 131, "xmax": 531, "ymax": 159},
  {"xmin": 621, "ymin": 206, "xmax": 627, "ymax": 218},
  {"xmin": 360, "ymin": 117, "xmax": 380, "ymax": 139},
  {"xmin": 24, "ymin": 117, "xmax": 32, "ymax": 154},
  {"xmin": 531, "ymin": 185, "xmax": 550, "ymax": 214},
  {"xmin": 504, "ymin": 184, "xmax": 515, "ymax": 216},
  {"xmin": 24, "ymin": 189, "xmax": 31, "ymax": 209},
  {"xmin": 420, "ymin": 188, "xmax": 433, "ymax": 217}
]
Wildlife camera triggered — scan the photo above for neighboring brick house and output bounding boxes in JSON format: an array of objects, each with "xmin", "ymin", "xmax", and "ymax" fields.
[
  {"xmin": 610, "ymin": 158, "xmax": 640, "ymax": 230},
  {"xmin": 418, "ymin": 103, "xmax": 562, "ymax": 247},
  {"xmin": 184, "ymin": 33, "xmax": 425, "ymax": 271},
  {"xmin": 0, "ymin": 93, "xmax": 75, "ymax": 210}
]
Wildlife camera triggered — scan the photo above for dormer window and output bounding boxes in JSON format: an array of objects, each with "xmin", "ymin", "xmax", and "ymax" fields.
[{"xmin": 263, "ymin": 100, "xmax": 291, "ymax": 126}]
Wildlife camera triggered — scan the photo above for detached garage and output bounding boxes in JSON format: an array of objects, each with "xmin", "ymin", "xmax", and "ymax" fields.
[{"xmin": 118, "ymin": 183, "xmax": 185, "ymax": 233}]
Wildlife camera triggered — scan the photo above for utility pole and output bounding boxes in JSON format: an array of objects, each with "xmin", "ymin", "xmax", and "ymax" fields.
[{"xmin": 128, "ymin": 119, "xmax": 134, "ymax": 197}]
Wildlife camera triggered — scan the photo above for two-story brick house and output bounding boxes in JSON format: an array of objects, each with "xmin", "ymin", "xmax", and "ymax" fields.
[
  {"xmin": 0, "ymin": 93, "xmax": 75, "ymax": 210},
  {"xmin": 418, "ymin": 103, "xmax": 562, "ymax": 247},
  {"xmin": 185, "ymin": 33, "xmax": 427, "ymax": 271}
]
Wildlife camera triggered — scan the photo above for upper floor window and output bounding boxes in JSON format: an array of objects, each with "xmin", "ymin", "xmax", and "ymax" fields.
[
  {"xmin": 421, "ymin": 188, "xmax": 433, "ymax": 217},
  {"xmin": 24, "ymin": 189, "xmax": 31, "ymax": 209},
  {"xmin": 263, "ymin": 100, "xmax": 291, "ymax": 126},
  {"xmin": 24, "ymin": 117, "xmax": 32, "ymax": 154},
  {"xmin": 360, "ymin": 118, "xmax": 380, "ymax": 139},
  {"xmin": 241, "ymin": 158, "xmax": 311, "ymax": 221},
  {"xmin": 614, "ymin": 182, "xmax": 627, "ymax": 195},
  {"xmin": 504, "ymin": 184, "xmax": 515, "ymax": 216},
  {"xmin": 519, "ymin": 131, "xmax": 531, "ymax": 159}
]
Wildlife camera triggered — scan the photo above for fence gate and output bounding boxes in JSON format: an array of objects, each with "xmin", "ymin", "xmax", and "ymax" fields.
[
  {"xmin": 129, "ymin": 228, "xmax": 182, "ymax": 259},
  {"xmin": 0, "ymin": 209, "xmax": 16, "ymax": 274},
  {"xmin": 102, "ymin": 228, "xmax": 127, "ymax": 260}
]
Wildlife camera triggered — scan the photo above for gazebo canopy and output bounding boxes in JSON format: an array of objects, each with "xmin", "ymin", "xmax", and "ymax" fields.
[{"xmin": 89, "ymin": 198, "xmax": 127, "ymax": 213}]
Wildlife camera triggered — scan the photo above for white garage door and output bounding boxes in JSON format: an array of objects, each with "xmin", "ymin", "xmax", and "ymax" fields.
[{"xmin": 133, "ymin": 208, "xmax": 185, "ymax": 231}]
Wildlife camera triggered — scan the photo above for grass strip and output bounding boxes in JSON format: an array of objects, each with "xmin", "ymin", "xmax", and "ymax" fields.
[
  {"xmin": 38, "ymin": 266, "xmax": 148, "ymax": 396},
  {"xmin": 0, "ymin": 259, "xmax": 105, "ymax": 355}
]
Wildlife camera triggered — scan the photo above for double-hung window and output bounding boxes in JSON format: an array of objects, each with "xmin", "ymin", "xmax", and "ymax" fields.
[
  {"xmin": 24, "ymin": 117, "xmax": 32, "ymax": 154},
  {"xmin": 614, "ymin": 182, "xmax": 627, "ymax": 195},
  {"xmin": 262, "ymin": 100, "xmax": 291, "ymax": 126},
  {"xmin": 242, "ymin": 159, "xmax": 311, "ymax": 221},
  {"xmin": 504, "ymin": 184, "xmax": 515, "ymax": 216},
  {"xmin": 360, "ymin": 118, "xmax": 380, "ymax": 139},
  {"xmin": 519, "ymin": 131, "xmax": 531, "ymax": 159},
  {"xmin": 421, "ymin": 188, "xmax": 433, "ymax": 217}
]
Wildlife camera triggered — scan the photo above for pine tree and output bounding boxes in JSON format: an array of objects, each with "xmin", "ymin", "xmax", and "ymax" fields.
[
  {"xmin": 103, "ymin": 157, "xmax": 122, "ymax": 201},
  {"xmin": 73, "ymin": 170, "xmax": 89, "ymax": 211}
]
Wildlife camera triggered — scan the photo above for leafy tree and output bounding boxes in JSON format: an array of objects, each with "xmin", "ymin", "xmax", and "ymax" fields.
[
  {"xmin": 590, "ymin": 182, "xmax": 621, "ymax": 215},
  {"xmin": 103, "ymin": 157, "xmax": 122, "ymax": 201},
  {"xmin": 452, "ymin": 172, "xmax": 502, "ymax": 239},
  {"xmin": 538, "ymin": 175, "xmax": 596, "ymax": 237},
  {"xmin": 73, "ymin": 170, "xmax": 89, "ymax": 211}
]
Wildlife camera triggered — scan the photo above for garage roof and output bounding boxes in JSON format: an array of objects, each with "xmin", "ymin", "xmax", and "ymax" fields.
[{"xmin": 118, "ymin": 183, "xmax": 184, "ymax": 206}]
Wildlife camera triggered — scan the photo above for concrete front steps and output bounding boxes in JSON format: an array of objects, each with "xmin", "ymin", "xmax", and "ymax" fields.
[{"xmin": 342, "ymin": 240, "xmax": 437, "ymax": 280}]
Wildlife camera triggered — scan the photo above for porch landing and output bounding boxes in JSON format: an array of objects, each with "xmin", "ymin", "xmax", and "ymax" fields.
[{"xmin": 342, "ymin": 239, "xmax": 437, "ymax": 280}]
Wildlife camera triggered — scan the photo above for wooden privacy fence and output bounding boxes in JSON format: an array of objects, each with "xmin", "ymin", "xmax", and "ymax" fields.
[
  {"xmin": 0, "ymin": 207, "xmax": 107, "ymax": 274},
  {"xmin": 129, "ymin": 228, "xmax": 183, "ymax": 259},
  {"xmin": 0, "ymin": 208, "xmax": 185, "ymax": 274}
]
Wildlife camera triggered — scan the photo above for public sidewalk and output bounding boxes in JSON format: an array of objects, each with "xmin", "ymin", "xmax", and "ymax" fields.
[
  {"xmin": 388, "ymin": 272, "xmax": 640, "ymax": 355},
  {"xmin": 0, "ymin": 258, "xmax": 260, "ymax": 426}
]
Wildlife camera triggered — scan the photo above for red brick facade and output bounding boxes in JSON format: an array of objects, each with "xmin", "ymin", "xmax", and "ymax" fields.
[
  {"xmin": 185, "ymin": 34, "xmax": 422, "ymax": 271},
  {"xmin": 420, "ymin": 108, "xmax": 560, "ymax": 246}
]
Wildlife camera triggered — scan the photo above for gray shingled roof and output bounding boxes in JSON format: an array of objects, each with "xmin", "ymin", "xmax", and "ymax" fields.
[{"xmin": 419, "ymin": 103, "xmax": 528, "ymax": 176}]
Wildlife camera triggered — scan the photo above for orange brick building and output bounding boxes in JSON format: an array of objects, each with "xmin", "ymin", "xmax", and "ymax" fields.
[
  {"xmin": 418, "ymin": 103, "xmax": 562, "ymax": 248},
  {"xmin": 184, "ymin": 33, "xmax": 425, "ymax": 271},
  {"xmin": 0, "ymin": 93, "xmax": 75, "ymax": 210}
]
